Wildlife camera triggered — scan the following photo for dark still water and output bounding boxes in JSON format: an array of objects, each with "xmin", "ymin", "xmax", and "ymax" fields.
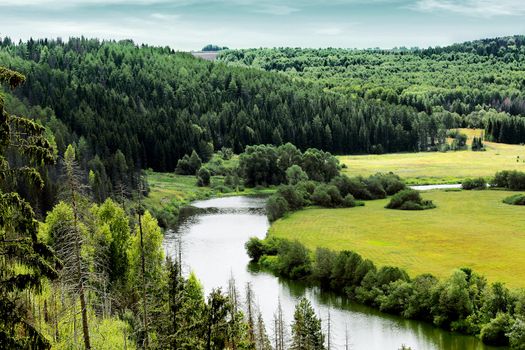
[{"xmin": 163, "ymin": 196, "xmax": 499, "ymax": 350}]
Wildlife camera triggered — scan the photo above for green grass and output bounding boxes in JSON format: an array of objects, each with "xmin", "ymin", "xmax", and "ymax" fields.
[
  {"xmin": 269, "ymin": 190, "xmax": 525, "ymax": 288},
  {"xmin": 339, "ymin": 129, "xmax": 525, "ymax": 185},
  {"xmin": 145, "ymin": 170, "xmax": 274, "ymax": 213}
]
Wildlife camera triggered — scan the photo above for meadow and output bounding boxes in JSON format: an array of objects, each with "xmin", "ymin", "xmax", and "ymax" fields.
[
  {"xmin": 339, "ymin": 129, "xmax": 525, "ymax": 184},
  {"xmin": 269, "ymin": 189, "xmax": 525, "ymax": 287}
]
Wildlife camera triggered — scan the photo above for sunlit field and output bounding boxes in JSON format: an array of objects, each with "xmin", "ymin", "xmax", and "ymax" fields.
[
  {"xmin": 339, "ymin": 129, "xmax": 525, "ymax": 184},
  {"xmin": 269, "ymin": 189, "xmax": 525, "ymax": 287}
]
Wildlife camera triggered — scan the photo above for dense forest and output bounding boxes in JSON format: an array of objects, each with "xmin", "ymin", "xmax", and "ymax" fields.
[
  {"xmin": 219, "ymin": 35, "xmax": 525, "ymax": 144},
  {"xmin": 1, "ymin": 66, "xmax": 333, "ymax": 350},
  {"xmin": 0, "ymin": 36, "xmax": 450, "ymax": 176}
]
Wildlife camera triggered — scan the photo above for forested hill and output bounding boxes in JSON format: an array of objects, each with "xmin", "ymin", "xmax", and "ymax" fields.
[
  {"xmin": 218, "ymin": 35, "xmax": 525, "ymax": 118},
  {"xmin": 0, "ymin": 37, "xmax": 446, "ymax": 174}
]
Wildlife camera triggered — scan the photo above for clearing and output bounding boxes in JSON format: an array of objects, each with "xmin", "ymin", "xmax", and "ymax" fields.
[{"xmin": 339, "ymin": 129, "xmax": 525, "ymax": 184}]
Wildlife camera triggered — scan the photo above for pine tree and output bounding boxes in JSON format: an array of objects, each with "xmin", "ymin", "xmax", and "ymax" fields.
[{"xmin": 290, "ymin": 297, "xmax": 325, "ymax": 350}]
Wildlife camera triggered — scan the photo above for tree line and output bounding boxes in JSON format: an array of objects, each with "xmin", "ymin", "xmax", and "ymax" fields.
[
  {"xmin": 246, "ymin": 238, "xmax": 525, "ymax": 348},
  {"xmin": 0, "ymin": 67, "xmax": 335, "ymax": 349},
  {"xmin": 0, "ymin": 37, "xmax": 449, "ymax": 182},
  {"xmin": 219, "ymin": 36, "xmax": 525, "ymax": 118}
]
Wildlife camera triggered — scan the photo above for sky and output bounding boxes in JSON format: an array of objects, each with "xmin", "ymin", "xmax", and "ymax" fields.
[{"xmin": 0, "ymin": 0, "xmax": 524, "ymax": 50}]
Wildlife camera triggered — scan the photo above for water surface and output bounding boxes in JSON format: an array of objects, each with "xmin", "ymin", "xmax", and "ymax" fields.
[{"xmin": 163, "ymin": 196, "xmax": 499, "ymax": 350}]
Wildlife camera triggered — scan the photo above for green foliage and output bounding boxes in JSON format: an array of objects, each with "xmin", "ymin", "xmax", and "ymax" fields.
[
  {"xmin": 480, "ymin": 312, "xmax": 513, "ymax": 346},
  {"xmin": 277, "ymin": 240, "xmax": 312, "ymax": 279},
  {"xmin": 503, "ymin": 194, "xmax": 525, "ymax": 205},
  {"xmin": 508, "ymin": 318, "xmax": 525, "ymax": 350},
  {"xmin": 461, "ymin": 177, "xmax": 487, "ymax": 190},
  {"xmin": 290, "ymin": 297, "xmax": 325, "ymax": 350},
  {"xmin": 176, "ymin": 150, "xmax": 202, "ymax": 175},
  {"xmin": 0, "ymin": 66, "xmax": 58, "ymax": 349},
  {"xmin": 492, "ymin": 170, "xmax": 525, "ymax": 190},
  {"xmin": 286, "ymin": 164, "xmax": 309, "ymax": 185},
  {"xmin": 197, "ymin": 167, "xmax": 211, "ymax": 187},
  {"xmin": 385, "ymin": 189, "xmax": 436, "ymax": 210},
  {"xmin": 0, "ymin": 38, "xmax": 440, "ymax": 180},
  {"xmin": 266, "ymin": 194, "xmax": 289, "ymax": 222}
]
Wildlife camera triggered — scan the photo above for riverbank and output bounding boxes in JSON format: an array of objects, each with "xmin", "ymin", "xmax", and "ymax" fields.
[
  {"xmin": 145, "ymin": 171, "xmax": 275, "ymax": 227},
  {"xmin": 164, "ymin": 196, "xmax": 497, "ymax": 350},
  {"xmin": 269, "ymin": 189, "xmax": 525, "ymax": 288}
]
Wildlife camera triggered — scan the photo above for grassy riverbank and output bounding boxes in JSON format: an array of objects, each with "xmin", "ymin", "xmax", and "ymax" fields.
[
  {"xmin": 269, "ymin": 189, "xmax": 525, "ymax": 288},
  {"xmin": 339, "ymin": 129, "xmax": 525, "ymax": 185},
  {"xmin": 145, "ymin": 170, "xmax": 274, "ymax": 227}
]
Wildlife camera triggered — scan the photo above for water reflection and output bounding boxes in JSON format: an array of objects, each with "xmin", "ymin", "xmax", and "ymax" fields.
[{"xmin": 163, "ymin": 196, "xmax": 502, "ymax": 350}]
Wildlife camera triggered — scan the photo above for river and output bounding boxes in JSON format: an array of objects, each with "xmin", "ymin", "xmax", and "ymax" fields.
[{"xmin": 163, "ymin": 196, "xmax": 499, "ymax": 350}]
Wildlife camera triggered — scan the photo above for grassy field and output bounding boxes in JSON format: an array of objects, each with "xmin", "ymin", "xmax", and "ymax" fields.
[
  {"xmin": 339, "ymin": 129, "xmax": 525, "ymax": 184},
  {"xmin": 145, "ymin": 170, "xmax": 274, "ymax": 213},
  {"xmin": 269, "ymin": 190, "xmax": 525, "ymax": 287}
]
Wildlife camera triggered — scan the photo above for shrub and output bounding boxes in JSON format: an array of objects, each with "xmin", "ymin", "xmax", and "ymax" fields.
[
  {"xmin": 311, "ymin": 185, "xmax": 331, "ymax": 207},
  {"xmin": 342, "ymin": 194, "xmax": 362, "ymax": 208},
  {"xmin": 175, "ymin": 150, "xmax": 202, "ymax": 175},
  {"xmin": 386, "ymin": 189, "xmax": 435, "ymax": 210},
  {"xmin": 285, "ymin": 165, "xmax": 309, "ymax": 185},
  {"xmin": 196, "ymin": 167, "xmax": 211, "ymax": 186},
  {"xmin": 462, "ymin": 177, "xmax": 487, "ymax": 190},
  {"xmin": 277, "ymin": 185, "xmax": 306, "ymax": 210},
  {"xmin": 492, "ymin": 170, "xmax": 525, "ymax": 190},
  {"xmin": 502, "ymin": 194, "xmax": 525, "ymax": 205},
  {"xmin": 508, "ymin": 318, "xmax": 525, "ymax": 350},
  {"xmin": 266, "ymin": 194, "xmax": 289, "ymax": 221},
  {"xmin": 277, "ymin": 240, "xmax": 312, "ymax": 279},
  {"xmin": 245, "ymin": 237, "xmax": 265, "ymax": 262},
  {"xmin": 480, "ymin": 313, "xmax": 512, "ymax": 346}
]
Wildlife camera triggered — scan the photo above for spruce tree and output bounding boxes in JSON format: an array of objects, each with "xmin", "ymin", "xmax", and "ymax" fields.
[
  {"xmin": 0, "ymin": 66, "xmax": 59, "ymax": 348},
  {"xmin": 290, "ymin": 297, "xmax": 325, "ymax": 350}
]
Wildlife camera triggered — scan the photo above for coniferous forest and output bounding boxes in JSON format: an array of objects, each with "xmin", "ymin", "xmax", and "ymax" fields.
[{"xmin": 1, "ymin": 20, "xmax": 525, "ymax": 350}]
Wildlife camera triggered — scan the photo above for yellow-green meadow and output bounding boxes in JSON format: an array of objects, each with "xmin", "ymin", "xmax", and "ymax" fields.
[{"xmin": 269, "ymin": 190, "xmax": 525, "ymax": 287}]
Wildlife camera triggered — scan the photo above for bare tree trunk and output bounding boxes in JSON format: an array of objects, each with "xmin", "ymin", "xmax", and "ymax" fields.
[
  {"xmin": 71, "ymin": 182, "xmax": 91, "ymax": 350},
  {"xmin": 245, "ymin": 282, "xmax": 255, "ymax": 345},
  {"xmin": 138, "ymin": 209, "xmax": 149, "ymax": 349}
]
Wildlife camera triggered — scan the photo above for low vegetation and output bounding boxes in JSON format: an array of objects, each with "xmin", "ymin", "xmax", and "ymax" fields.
[
  {"xmin": 385, "ymin": 189, "xmax": 435, "ymax": 210},
  {"xmin": 461, "ymin": 177, "xmax": 487, "ymax": 190},
  {"xmin": 503, "ymin": 194, "xmax": 525, "ymax": 206}
]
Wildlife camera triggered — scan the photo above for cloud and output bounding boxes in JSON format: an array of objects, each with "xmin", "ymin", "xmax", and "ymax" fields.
[
  {"xmin": 412, "ymin": 0, "xmax": 525, "ymax": 17},
  {"xmin": 315, "ymin": 27, "xmax": 344, "ymax": 36},
  {"xmin": 253, "ymin": 4, "xmax": 300, "ymax": 15},
  {"xmin": 150, "ymin": 13, "xmax": 180, "ymax": 20}
]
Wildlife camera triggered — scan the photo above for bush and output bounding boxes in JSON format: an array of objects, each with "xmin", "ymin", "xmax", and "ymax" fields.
[
  {"xmin": 492, "ymin": 170, "xmax": 525, "ymax": 190},
  {"xmin": 285, "ymin": 164, "xmax": 309, "ymax": 185},
  {"xmin": 245, "ymin": 237, "xmax": 265, "ymax": 262},
  {"xmin": 311, "ymin": 185, "xmax": 331, "ymax": 207},
  {"xmin": 480, "ymin": 313, "xmax": 512, "ymax": 346},
  {"xmin": 508, "ymin": 318, "xmax": 525, "ymax": 350},
  {"xmin": 266, "ymin": 194, "xmax": 289, "ymax": 221},
  {"xmin": 175, "ymin": 150, "xmax": 202, "ymax": 175},
  {"xmin": 277, "ymin": 185, "xmax": 306, "ymax": 210},
  {"xmin": 196, "ymin": 167, "xmax": 211, "ymax": 186},
  {"xmin": 277, "ymin": 240, "xmax": 312, "ymax": 279},
  {"xmin": 502, "ymin": 194, "xmax": 525, "ymax": 205},
  {"xmin": 386, "ymin": 189, "xmax": 435, "ymax": 210},
  {"xmin": 342, "ymin": 194, "xmax": 362, "ymax": 208},
  {"xmin": 462, "ymin": 177, "xmax": 487, "ymax": 190}
]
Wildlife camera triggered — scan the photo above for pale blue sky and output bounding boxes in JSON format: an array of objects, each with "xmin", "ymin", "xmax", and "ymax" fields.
[{"xmin": 0, "ymin": 0, "xmax": 524, "ymax": 50}]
